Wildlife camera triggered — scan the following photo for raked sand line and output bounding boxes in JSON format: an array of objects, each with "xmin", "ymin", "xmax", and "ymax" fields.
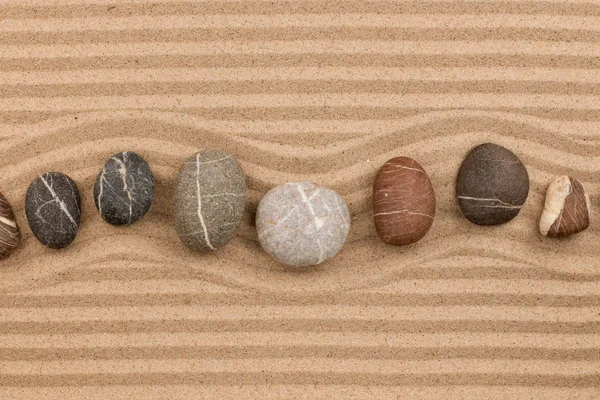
[
  {"xmin": 3, "ymin": 233, "xmax": 600, "ymax": 295},
  {"xmin": 5, "ymin": 0, "xmax": 600, "ymax": 15},
  {"xmin": 3, "ymin": 14, "xmax": 600, "ymax": 32},
  {"xmin": 2, "ymin": 110, "xmax": 600, "ymax": 154}
]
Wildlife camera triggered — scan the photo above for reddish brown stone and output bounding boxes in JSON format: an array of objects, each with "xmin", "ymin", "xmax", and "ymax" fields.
[{"xmin": 373, "ymin": 157, "xmax": 436, "ymax": 246}]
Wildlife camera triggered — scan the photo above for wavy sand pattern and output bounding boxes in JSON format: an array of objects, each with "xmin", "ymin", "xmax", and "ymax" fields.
[{"xmin": 0, "ymin": 1, "xmax": 599, "ymax": 398}]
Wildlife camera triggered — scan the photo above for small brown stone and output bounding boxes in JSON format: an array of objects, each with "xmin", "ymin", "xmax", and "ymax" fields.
[
  {"xmin": 373, "ymin": 157, "xmax": 436, "ymax": 246},
  {"xmin": 0, "ymin": 191, "xmax": 20, "ymax": 259},
  {"xmin": 539, "ymin": 175, "xmax": 590, "ymax": 238}
]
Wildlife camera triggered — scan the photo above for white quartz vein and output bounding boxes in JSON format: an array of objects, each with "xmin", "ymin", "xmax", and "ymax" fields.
[
  {"xmin": 203, "ymin": 193, "xmax": 244, "ymax": 198},
  {"xmin": 0, "ymin": 215, "xmax": 16, "ymax": 228},
  {"xmin": 316, "ymin": 237, "xmax": 325, "ymax": 264},
  {"xmin": 112, "ymin": 156, "xmax": 132, "ymax": 223},
  {"xmin": 180, "ymin": 222, "xmax": 237, "ymax": 237},
  {"xmin": 457, "ymin": 196, "xmax": 523, "ymax": 209},
  {"xmin": 374, "ymin": 209, "xmax": 433, "ymax": 219},
  {"xmin": 383, "ymin": 165, "xmax": 425, "ymax": 173},
  {"xmin": 258, "ymin": 189, "xmax": 321, "ymax": 239},
  {"xmin": 297, "ymin": 184, "xmax": 324, "ymax": 229},
  {"xmin": 39, "ymin": 175, "xmax": 77, "ymax": 227},
  {"xmin": 196, "ymin": 153, "xmax": 215, "ymax": 250},
  {"xmin": 97, "ymin": 166, "xmax": 105, "ymax": 216},
  {"xmin": 296, "ymin": 184, "xmax": 325, "ymax": 264}
]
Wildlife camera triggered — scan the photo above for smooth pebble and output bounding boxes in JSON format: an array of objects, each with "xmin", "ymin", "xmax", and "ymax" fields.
[
  {"xmin": 25, "ymin": 172, "xmax": 81, "ymax": 249},
  {"xmin": 539, "ymin": 175, "xmax": 590, "ymax": 237},
  {"xmin": 94, "ymin": 151, "xmax": 154, "ymax": 225},
  {"xmin": 456, "ymin": 143, "xmax": 529, "ymax": 226},
  {"xmin": 256, "ymin": 181, "xmax": 351, "ymax": 267},
  {"xmin": 173, "ymin": 149, "xmax": 246, "ymax": 252},
  {"xmin": 373, "ymin": 157, "xmax": 435, "ymax": 246}
]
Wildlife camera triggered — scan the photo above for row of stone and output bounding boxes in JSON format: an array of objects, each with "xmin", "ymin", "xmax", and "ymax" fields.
[
  {"xmin": 373, "ymin": 142, "xmax": 590, "ymax": 251},
  {"xmin": 3, "ymin": 151, "xmax": 155, "ymax": 254},
  {"xmin": 0, "ymin": 143, "xmax": 591, "ymax": 266}
]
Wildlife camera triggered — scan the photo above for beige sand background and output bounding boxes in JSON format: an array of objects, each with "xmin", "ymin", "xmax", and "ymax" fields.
[{"xmin": 0, "ymin": 0, "xmax": 599, "ymax": 398}]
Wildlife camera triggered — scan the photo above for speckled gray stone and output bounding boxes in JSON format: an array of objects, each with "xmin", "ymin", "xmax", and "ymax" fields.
[
  {"xmin": 256, "ymin": 181, "xmax": 351, "ymax": 267},
  {"xmin": 94, "ymin": 151, "xmax": 154, "ymax": 225},
  {"xmin": 172, "ymin": 149, "xmax": 246, "ymax": 252},
  {"xmin": 25, "ymin": 172, "xmax": 81, "ymax": 249}
]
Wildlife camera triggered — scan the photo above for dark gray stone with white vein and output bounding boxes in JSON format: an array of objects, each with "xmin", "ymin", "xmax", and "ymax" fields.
[
  {"xmin": 25, "ymin": 172, "xmax": 81, "ymax": 249},
  {"xmin": 456, "ymin": 143, "xmax": 529, "ymax": 225},
  {"xmin": 94, "ymin": 151, "xmax": 154, "ymax": 225},
  {"xmin": 172, "ymin": 149, "xmax": 246, "ymax": 252}
]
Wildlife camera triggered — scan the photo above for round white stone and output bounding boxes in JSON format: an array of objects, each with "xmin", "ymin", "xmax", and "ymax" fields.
[{"xmin": 256, "ymin": 181, "xmax": 351, "ymax": 267}]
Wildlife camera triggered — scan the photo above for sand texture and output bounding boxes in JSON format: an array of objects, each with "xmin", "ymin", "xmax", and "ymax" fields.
[{"xmin": 0, "ymin": 1, "xmax": 599, "ymax": 398}]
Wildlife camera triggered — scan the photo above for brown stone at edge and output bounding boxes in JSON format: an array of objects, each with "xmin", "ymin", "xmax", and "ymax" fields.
[
  {"xmin": 373, "ymin": 157, "xmax": 436, "ymax": 246},
  {"xmin": 0, "ymin": 191, "xmax": 20, "ymax": 259}
]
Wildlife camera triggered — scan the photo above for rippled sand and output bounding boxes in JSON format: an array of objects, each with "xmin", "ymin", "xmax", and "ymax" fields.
[{"xmin": 0, "ymin": 2, "xmax": 599, "ymax": 398}]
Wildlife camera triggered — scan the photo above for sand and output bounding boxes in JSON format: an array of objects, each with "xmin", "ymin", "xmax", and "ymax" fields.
[{"xmin": 0, "ymin": 1, "xmax": 599, "ymax": 398}]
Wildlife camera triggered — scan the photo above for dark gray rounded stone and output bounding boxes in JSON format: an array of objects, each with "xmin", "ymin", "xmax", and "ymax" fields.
[
  {"xmin": 256, "ymin": 181, "xmax": 351, "ymax": 267},
  {"xmin": 93, "ymin": 151, "xmax": 154, "ymax": 225},
  {"xmin": 25, "ymin": 172, "xmax": 81, "ymax": 249},
  {"xmin": 456, "ymin": 143, "xmax": 529, "ymax": 225},
  {"xmin": 172, "ymin": 149, "xmax": 246, "ymax": 252}
]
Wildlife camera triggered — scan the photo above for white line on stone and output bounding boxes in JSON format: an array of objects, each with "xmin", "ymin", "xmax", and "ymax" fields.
[
  {"xmin": 297, "ymin": 184, "xmax": 324, "ymax": 229},
  {"xmin": 39, "ymin": 175, "xmax": 77, "ymax": 227},
  {"xmin": 0, "ymin": 221, "xmax": 15, "ymax": 235},
  {"xmin": 258, "ymin": 189, "xmax": 322, "ymax": 240},
  {"xmin": 203, "ymin": 193, "xmax": 244, "ymax": 198},
  {"xmin": 316, "ymin": 237, "xmax": 325, "ymax": 264},
  {"xmin": 196, "ymin": 153, "xmax": 215, "ymax": 250},
  {"xmin": 457, "ymin": 196, "xmax": 522, "ymax": 208},
  {"xmin": 0, "ymin": 215, "xmax": 16, "ymax": 228},
  {"xmin": 374, "ymin": 209, "xmax": 433, "ymax": 219},
  {"xmin": 97, "ymin": 166, "xmax": 106, "ymax": 216},
  {"xmin": 477, "ymin": 205, "xmax": 524, "ymax": 209},
  {"xmin": 112, "ymin": 156, "xmax": 133, "ymax": 223},
  {"xmin": 386, "ymin": 165, "xmax": 425, "ymax": 173}
]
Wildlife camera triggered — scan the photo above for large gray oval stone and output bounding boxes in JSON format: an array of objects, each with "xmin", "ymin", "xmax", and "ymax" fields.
[
  {"xmin": 256, "ymin": 181, "xmax": 351, "ymax": 267},
  {"xmin": 172, "ymin": 149, "xmax": 246, "ymax": 252},
  {"xmin": 25, "ymin": 172, "xmax": 81, "ymax": 249}
]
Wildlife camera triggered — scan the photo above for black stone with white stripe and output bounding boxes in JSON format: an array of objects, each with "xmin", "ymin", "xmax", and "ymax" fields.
[
  {"xmin": 93, "ymin": 151, "xmax": 154, "ymax": 226},
  {"xmin": 456, "ymin": 143, "xmax": 529, "ymax": 226},
  {"xmin": 25, "ymin": 172, "xmax": 81, "ymax": 249}
]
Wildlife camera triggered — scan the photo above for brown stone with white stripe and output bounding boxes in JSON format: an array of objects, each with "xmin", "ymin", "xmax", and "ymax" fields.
[
  {"xmin": 539, "ymin": 175, "xmax": 590, "ymax": 238},
  {"xmin": 373, "ymin": 157, "xmax": 436, "ymax": 246},
  {"xmin": 0, "ymin": 191, "xmax": 20, "ymax": 259}
]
